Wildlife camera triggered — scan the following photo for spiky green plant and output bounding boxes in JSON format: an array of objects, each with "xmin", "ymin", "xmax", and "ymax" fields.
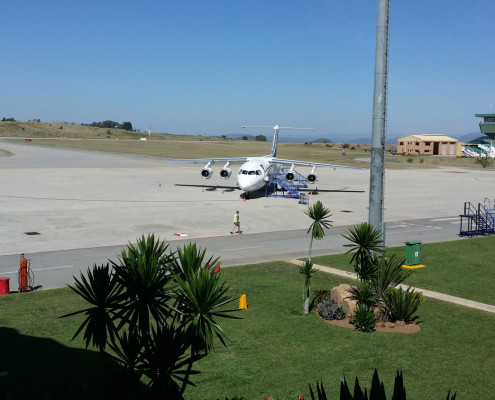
[
  {"xmin": 299, "ymin": 259, "xmax": 318, "ymax": 315},
  {"xmin": 63, "ymin": 234, "xmax": 239, "ymax": 399},
  {"xmin": 382, "ymin": 287, "xmax": 425, "ymax": 323},
  {"xmin": 347, "ymin": 282, "xmax": 379, "ymax": 311},
  {"xmin": 343, "ymin": 222, "xmax": 384, "ymax": 282},
  {"xmin": 305, "ymin": 200, "xmax": 332, "ymax": 264},
  {"xmin": 370, "ymin": 255, "xmax": 411, "ymax": 297},
  {"xmin": 350, "ymin": 304, "xmax": 376, "ymax": 333}
]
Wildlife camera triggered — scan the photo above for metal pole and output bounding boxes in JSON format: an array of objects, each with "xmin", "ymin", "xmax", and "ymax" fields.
[{"xmin": 369, "ymin": 0, "xmax": 390, "ymax": 245}]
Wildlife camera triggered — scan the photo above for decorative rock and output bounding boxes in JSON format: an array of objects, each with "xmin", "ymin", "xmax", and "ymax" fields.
[{"xmin": 330, "ymin": 284, "xmax": 358, "ymax": 317}]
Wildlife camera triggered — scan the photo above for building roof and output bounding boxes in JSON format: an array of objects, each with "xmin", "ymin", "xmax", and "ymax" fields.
[
  {"xmin": 397, "ymin": 134, "xmax": 458, "ymax": 142},
  {"xmin": 475, "ymin": 114, "xmax": 495, "ymax": 118}
]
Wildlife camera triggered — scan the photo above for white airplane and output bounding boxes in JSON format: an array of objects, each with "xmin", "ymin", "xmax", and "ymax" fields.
[{"xmin": 171, "ymin": 125, "xmax": 363, "ymax": 197}]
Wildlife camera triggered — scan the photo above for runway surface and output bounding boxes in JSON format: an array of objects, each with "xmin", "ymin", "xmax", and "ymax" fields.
[{"xmin": 1, "ymin": 140, "xmax": 491, "ymax": 290}]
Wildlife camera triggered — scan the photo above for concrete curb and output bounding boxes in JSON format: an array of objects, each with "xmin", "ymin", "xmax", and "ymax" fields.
[{"xmin": 289, "ymin": 260, "xmax": 495, "ymax": 314}]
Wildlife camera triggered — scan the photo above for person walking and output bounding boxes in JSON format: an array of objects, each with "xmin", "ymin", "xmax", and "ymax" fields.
[{"xmin": 230, "ymin": 210, "xmax": 241, "ymax": 234}]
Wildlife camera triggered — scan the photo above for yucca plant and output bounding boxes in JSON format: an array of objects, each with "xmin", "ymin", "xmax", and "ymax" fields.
[
  {"xmin": 305, "ymin": 200, "xmax": 332, "ymax": 264},
  {"xmin": 62, "ymin": 263, "xmax": 123, "ymax": 352},
  {"xmin": 299, "ymin": 259, "xmax": 318, "ymax": 315},
  {"xmin": 63, "ymin": 234, "xmax": 240, "ymax": 399},
  {"xmin": 347, "ymin": 282, "xmax": 379, "ymax": 311},
  {"xmin": 350, "ymin": 304, "xmax": 376, "ymax": 333},
  {"xmin": 309, "ymin": 369, "xmax": 456, "ymax": 399},
  {"xmin": 370, "ymin": 255, "xmax": 411, "ymax": 297},
  {"xmin": 342, "ymin": 222, "xmax": 384, "ymax": 282},
  {"xmin": 382, "ymin": 287, "xmax": 425, "ymax": 323}
]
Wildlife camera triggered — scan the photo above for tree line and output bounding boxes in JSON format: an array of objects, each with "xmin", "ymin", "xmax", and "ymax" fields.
[{"xmin": 85, "ymin": 120, "xmax": 134, "ymax": 131}]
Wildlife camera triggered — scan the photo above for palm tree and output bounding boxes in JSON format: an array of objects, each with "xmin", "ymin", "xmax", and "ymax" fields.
[
  {"xmin": 299, "ymin": 259, "xmax": 318, "ymax": 315},
  {"xmin": 305, "ymin": 200, "xmax": 333, "ymax": 264},
  {"xmin": 301, "ymin": 201, "xmax": 332, "ymax": 315},
  {"xmin": 342, "ymin": 222, "xmax": 384, "ymax": 282},
  {"xmin": 63, "ymin": 234, "xmax": 239, "ymax": 399}
]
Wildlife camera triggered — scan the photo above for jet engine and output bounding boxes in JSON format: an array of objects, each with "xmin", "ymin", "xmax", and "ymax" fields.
[
  {"xmin": 201, "ymin": 167, "xmax": 213, "ymax": 179},
  {"xmin": 219, "ymin": 162, "xmax": 232, "ymax": 180},
  {"xmin": 307, "ymin": 172, "xmax": 318, "ymax": 183},
  {"xmin": 307, "ymin": 166, "xmax": 318, "ymax": 184},
  {"xmin": 220, "ymin": 168, "xmax": 232, "ymax": 179},
  {"xmin": 201, "ymin": 161, "xmax": 213, "ymax": 179},
  {"xmin": 285, "ymin": 165, "xmax": 296, "ymax": 181}
]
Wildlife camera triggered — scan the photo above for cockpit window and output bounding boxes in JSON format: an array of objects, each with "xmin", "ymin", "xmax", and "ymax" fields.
[
  {"xmin": 248, "ymin": 171, "xmax": 255, "ymax": 175},
  {"xmin": 242, "ymin": 170, "xmax": 248, "ymax": 175},
  {"xmin": 256, "ymin": 170, "xmax": 261, "ymax": 175}
]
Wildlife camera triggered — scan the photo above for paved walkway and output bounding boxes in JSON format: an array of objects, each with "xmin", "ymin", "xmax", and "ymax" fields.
[{"xmin": 289, "ymin": 260, "xmax": 495, "ymax": 314}]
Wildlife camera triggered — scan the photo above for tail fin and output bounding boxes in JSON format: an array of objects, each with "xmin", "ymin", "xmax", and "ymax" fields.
[
  {"xmin": 270, "ymin": 125, "xmax": 279, "ymax": 157},
  {"xmin": 241, "ymin": 125, "xmax": 315, "ymax": 157}
]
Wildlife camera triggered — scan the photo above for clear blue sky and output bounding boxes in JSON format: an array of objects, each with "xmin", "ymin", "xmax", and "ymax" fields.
[{"xmin": 1, "ymin": 0, "xmax": 493, "ymax": 140}]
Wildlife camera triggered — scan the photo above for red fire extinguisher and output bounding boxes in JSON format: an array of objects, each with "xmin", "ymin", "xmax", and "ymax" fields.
[{"xmin": 18, "ymin": 253, "xmax": 33, "ymax": 292}]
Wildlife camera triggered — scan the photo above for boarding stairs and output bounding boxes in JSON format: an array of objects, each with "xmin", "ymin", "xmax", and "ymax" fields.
[
  {"xmin": 462, "ymin": 145, "xmax": 482, "ymax": 158},
  {"xmin": 478, "ymin": 144, "xmax": 495, "ymax": 158},
  {"xmin": 266, "ymin": 167, "xmax": 308, "ymax": 199},
  {"xmin": 459, "ymin": 199, "xmax": 495, "ymax": 236},
  {"xmin": 462, "ymin": 144, "xmax": 495, "ymax": 158}
]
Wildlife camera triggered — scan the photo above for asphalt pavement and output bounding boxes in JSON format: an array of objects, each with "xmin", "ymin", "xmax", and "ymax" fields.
[{"xmin": 1, "ymin": 140, "xmax": 492, "ymax": 290}]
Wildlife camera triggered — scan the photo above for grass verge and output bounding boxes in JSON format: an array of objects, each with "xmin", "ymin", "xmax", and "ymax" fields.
[
  {"xmin": 311, "ymin": 236, "xmax": 495, "ymax": 305},
  {"xmin": 1, "ymin": 261, "xmax": 494, "ymax": 399}
]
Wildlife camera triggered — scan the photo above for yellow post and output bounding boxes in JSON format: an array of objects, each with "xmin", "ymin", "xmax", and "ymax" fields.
[{"xmin": 239, "ymin": 294, "xmax": 247, "ymax": 309}]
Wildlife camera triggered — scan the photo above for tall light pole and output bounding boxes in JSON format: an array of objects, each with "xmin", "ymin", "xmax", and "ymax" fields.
[{"xmin": 369, "ymin": 0, "xmax": 390, "ymax": 244}]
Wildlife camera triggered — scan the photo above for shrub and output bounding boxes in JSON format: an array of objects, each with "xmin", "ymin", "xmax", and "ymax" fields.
[
  {"xmin": 313, "ymin": 289, "xmax": 332, "ymax": 304},
  {"xmin": 346, "ymin": 282, "xmax": 379, "ymax": 311},
  {"xmin": 309, "ymin": 369, "xmax": 457, "ymax": 400},
  {"xmin": 382, "ymin": 287, "xmax": 425, "ymax": 323},
  {"xmin": 317, "ymin": 299, "xmax": 346, "ymax": 321},
  {"xmin": 350, "ymin": 304, "xmax": 376, "ymax": 333},
  {"xmin": 369, "ymin": 255, "xmax": 411, "ymax": 296},
  {"xmin": 407, "ymin": 158, "xmax": 413, "ymax": 163},
  {"xmin": 476, "ymin": 155, "xmax": 493, "ymax": 168}
]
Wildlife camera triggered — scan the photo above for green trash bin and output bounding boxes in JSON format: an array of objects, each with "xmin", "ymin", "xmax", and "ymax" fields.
[{"xmin": 405, "ymin": 241, "xmax": 422, "ymax": 265}]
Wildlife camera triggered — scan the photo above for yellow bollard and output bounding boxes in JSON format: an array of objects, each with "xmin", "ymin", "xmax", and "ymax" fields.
[{"xmin": 239, "ymin": 294, "xmax": 247, "ymax": 309}]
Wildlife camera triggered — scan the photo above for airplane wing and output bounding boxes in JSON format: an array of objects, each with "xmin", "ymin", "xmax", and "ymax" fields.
[
  {"xmin": 168, "ymin": 157, "xmax": 248, "ymax": 163},
  {"xmin": 270, "ymin": 158, "xmax": 365, "ymax": 170},
  {"xmin": 174, "ymin": 183, "xmax": 239, "ymax": 190}
]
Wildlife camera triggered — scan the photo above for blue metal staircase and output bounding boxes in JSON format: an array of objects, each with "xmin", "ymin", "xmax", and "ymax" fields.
[
  {"xmin": 459, "ymin": 200, "xmax": 495, "ymax": 236},
  {"xmin": 265, "ymin": 168, "xmax": 308, "ymax": 198}
]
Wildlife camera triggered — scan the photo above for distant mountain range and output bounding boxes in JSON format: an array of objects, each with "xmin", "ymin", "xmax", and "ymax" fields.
[{"xmin": 230, "ymin": 132, "xmax": 483, "ymax": 145}]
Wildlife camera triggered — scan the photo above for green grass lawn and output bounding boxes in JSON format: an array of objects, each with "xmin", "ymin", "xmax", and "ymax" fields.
[
  {"xmin": 311, "ymin": 236, "xmax": 495, "ymax": 305},
  {"xmin": 1, "ymin": 259, "xmax": 494, "ymax": 399}
]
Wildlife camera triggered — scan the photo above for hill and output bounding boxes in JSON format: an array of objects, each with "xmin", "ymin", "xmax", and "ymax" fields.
[{"xmin": 0, "ymin": 120, "xmax": 225, "ymax": 142}]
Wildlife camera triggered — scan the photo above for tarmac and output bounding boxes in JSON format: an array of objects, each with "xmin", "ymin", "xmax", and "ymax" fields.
[{"xmin": 1, "ymin": 140, "xmax": 494, "ymax": 313}]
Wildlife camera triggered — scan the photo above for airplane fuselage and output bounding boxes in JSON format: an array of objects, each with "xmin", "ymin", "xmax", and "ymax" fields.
[{"xmin": 236, "ymin": 157, "xmax": 277, "ymax": 192}]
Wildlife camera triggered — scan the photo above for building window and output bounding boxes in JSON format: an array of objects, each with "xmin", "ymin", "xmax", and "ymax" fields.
[
  {"xmin": 425, "ymin": 142, "xmax": 431, "ymax": 146},
  {"xmin": 415, "ymin": 142, "xmax": 419, "ymax": 146},
  {"xmin": 399, "ymin": 142, "xmax": 404, "ymax": 145}
]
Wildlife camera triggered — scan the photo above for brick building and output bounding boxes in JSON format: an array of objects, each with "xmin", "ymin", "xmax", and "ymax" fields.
[{"xmin": 396, "ymin": 134, "xmax": 461, "ymax": 156}]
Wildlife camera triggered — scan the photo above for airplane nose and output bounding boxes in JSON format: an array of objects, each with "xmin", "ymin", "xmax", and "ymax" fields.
[{"xmin": 237, "ymin": 176, "xmax": 259, "ymax": 192}]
